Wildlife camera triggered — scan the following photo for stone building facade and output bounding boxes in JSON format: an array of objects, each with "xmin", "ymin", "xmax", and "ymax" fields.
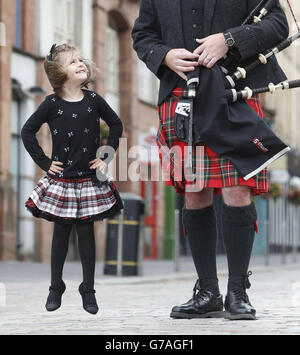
[
  {"xmin": 0, "ymin": 0, "xmax": 17, "ymax": 260},
  {"xmin": 0, "ymin": 0, "xmax": 166, "ymax": 262}
]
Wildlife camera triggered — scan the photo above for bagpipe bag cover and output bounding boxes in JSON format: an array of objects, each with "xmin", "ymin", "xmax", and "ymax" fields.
[{"xmin": 192, "ymin": 65, "xmax": 290, "ymax": 180}]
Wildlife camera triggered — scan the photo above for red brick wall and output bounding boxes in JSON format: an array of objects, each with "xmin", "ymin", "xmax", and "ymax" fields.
[
  {"xmin": 0, "ymin": 0, "xmax": 17, "ymax": 260},
  {"xmin": 0, "ymin": 0, "xmax": 39, "ymax": 261},
  {"xmin": 22, "ymin": 0, "xmax": 35, "ymax": 53},
  {"xmin": 0, "ymin": 0, "xmax": 166, "ymax": 261},
  {"xmin": 93, "ymin": 0, "xmax": 165, "ymax": 260}
]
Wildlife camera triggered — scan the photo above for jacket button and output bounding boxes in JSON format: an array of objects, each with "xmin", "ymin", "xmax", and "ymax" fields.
[{"xmin": 150, "ymin": 49, "xmax": 154, "ymax": 54}]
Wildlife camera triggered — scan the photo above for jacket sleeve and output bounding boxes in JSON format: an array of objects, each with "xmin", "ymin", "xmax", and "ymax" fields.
[
  {"xmin": 131, "ymin": 0, "xmax": 172, "ymax": 78},
  {"xmin": 227, "ymin": 0, "xmax": 290, "ymax": 61},
  {"xmin": 21, "ymin": 98, "xmax": 52, "ymax": 172},
  {"xmin": 96, "ymin": 94, "xmax": 123, "ymax": 164}
]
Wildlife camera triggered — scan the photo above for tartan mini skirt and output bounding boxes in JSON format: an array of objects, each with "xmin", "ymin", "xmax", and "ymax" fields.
[
  {"xmin": 25, "ymin": 175, "xmax": 124, "ymax": 224},
  {"xmin": 156, "ymin": 87, "xmax": 268, "ymax": 196}
]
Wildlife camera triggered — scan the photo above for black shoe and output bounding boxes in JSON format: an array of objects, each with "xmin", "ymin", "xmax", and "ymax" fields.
[
  {"xmin": 225, "ymin": 272, "xmax": 256, "ymax": 320},
  {"xmin": 45, "ymin": 280, "xmax": 66, "ymax": 312},
  {"xmin": 79, "ymin": 282, "xmax": 99, "ymax": 315},
  {"xmin": 170, "ymin": 280, "xmax": 224, "ymax": 319}
]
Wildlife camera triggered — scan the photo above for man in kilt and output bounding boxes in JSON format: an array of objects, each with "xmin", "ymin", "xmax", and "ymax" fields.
[{"xmin": 132, "ymin": 1, "xmax": 289, "ymax": 320}]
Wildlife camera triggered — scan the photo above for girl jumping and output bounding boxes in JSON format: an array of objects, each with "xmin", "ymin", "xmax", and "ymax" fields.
[{"xmin": 21, "ymin": 44, "xmax": 124, "ymax": 315}]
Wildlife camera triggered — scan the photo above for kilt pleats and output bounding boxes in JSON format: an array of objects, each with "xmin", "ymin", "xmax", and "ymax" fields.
[{"xmin": 156, "ymin": 87, "xmax": 268, "ymax": 196}]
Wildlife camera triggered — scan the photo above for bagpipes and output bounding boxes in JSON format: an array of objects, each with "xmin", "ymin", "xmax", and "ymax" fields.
[
  {"xmin": 175, "ymin": 0, "xmax": 298, "ymax": 180},
  {"xmin": 220, "ymin": 0, "xmax": 282, "ymax": 75},
  {"xmin": 222, "ymin": 0, "xmax": 300, "ymax": 100},
  {"xmin": 227, "ymin": 79, "xmax": 300, "ymax": 102}
]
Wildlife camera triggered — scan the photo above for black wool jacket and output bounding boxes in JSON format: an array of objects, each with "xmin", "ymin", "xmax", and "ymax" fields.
[{"xmin": 132, "ymin": 0, "xmax": 290, "ymax": 105}]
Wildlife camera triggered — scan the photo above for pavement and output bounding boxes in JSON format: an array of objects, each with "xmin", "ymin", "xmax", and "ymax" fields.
[{"xmin": 0, "ymin": 254, "xmax": 300, "ymax": 335}]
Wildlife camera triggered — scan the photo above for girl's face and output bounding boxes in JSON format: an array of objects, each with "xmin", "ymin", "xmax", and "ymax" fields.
[{"xmin": 59, "ymin": 51, "xmax": 88, "ymax": 85}]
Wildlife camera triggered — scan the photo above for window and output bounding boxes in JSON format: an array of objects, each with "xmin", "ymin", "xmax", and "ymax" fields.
[
  {"xmin": 53, "ymin": 0, "xmax": 76, "ymax": 45},
  {"xmin": 138, "ymin": 60, "xmax": 159, "ymax": 105},
  {"xmin": 37, "ymin": 0, "xmax": 91, "ymax": 59},
  {"xmin": 0, "ymin": 22, "xmax": 6, "ymax": 47},
  {"xmin": 10, "ymin": 100, "xmax": 21, "ymax": 193},
  {"xmin": 10, "ymin": 98, "xmax": 22, "ymax": 257},
  {"xmin": 15, "ymin": 0, "xmax": 22, "ymax": 48},
  {"xmin": 105, "ymin": 17, "xmax": 120, "ymax": 115}
]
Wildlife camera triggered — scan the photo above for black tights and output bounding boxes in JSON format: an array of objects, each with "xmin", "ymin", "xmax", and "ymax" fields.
[{"xmin": 51, "ymin": 222, "xmax": 96, "ymax": 290}]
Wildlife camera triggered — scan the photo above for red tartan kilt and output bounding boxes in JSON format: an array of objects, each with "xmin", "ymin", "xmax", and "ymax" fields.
[{"xmin": 156, "ymin": 87, "xmax": 268, "ymax": 196}]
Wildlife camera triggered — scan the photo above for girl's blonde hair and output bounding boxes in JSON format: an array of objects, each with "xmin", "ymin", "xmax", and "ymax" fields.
[{"xmin": 44, "ymin": 44, "xmax": 97, "ymax": 95}]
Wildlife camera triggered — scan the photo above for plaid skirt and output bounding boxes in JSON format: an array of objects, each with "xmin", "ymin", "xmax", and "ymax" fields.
[
  {"xmin": 25, "ymin": 175, "xmax": 124, "ymax": 224},
  {"xmin": 156, "ymin": 87, "xmax": 268, "ymax": 196}
]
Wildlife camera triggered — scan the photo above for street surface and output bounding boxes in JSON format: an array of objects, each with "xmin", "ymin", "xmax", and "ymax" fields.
[{"xmin": 0, "ymin": 258, "xmax": 300, "ymax": 335}]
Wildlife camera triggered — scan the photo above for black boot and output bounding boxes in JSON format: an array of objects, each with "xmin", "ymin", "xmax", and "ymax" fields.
[
  {"xmin": 45, "ymin": 280, "xmax": 66, "ymax": 312},
  {"xmin": 170, "ymin": 280, "xmax": 224, "ymax": 319},
  {"xmin": 79, "ymin": 282, "xmax": 99, "ymax": 315},
  {"xmin": 225, "ymin": 271, "xmax": 256, "ymax": 320}
]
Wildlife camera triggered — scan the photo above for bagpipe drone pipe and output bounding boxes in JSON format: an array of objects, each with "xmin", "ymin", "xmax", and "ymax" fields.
[{"xmin": 226, "ymin": 79, "xmax": 300, "ymax": 102}]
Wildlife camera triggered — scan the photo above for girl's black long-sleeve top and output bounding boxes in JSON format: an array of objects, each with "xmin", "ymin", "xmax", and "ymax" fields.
[{"xmin": 21, "ymin": 90, "xmax": 123, "ymax": 179}]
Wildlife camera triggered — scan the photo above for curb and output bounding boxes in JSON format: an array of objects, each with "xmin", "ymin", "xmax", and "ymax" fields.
[{"xmin": 95, "ymin": 263, "xmax": 300, "ymax": 286}]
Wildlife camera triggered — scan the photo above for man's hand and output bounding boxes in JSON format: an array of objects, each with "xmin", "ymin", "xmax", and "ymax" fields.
[
  {"xmin": 194, "ymin": 33, "xmax": 229, "ymax": 68},
  {"xmin": 163, "ymin": 49, "xmax": 199, "ymax": 80}
]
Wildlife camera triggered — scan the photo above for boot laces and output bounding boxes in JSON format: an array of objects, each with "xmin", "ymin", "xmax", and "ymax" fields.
[
  {"xmin": 192, "ymin": 279, "xmax": 209, "ymax": 302},
  {"xmin": 232, "ymin": 271, "xmax": 252, "ymax": 303},
  {"xmin": 232, "ymin": 288, "xmax": 250, "ymax": 303}
]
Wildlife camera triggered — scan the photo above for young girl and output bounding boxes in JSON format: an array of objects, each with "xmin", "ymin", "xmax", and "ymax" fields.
[{"xmin": 21, "ymin": 44, "xmax": 124, "ymax": 315}]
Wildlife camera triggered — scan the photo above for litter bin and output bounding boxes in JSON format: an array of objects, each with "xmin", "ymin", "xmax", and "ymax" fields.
[{"xmin": 104, "ymin": 193, "xmax": 144, "ymax": 276}]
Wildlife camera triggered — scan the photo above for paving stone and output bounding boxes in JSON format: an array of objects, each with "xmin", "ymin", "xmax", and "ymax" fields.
[{"xmin": 0, "ymin": 260, "xmax": 300, "ymax": 335}]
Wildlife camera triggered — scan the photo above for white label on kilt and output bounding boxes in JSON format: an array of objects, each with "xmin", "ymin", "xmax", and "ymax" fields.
[{"xmin": 175, "ymin": 102, "xmax": 191, "ymax": 117}]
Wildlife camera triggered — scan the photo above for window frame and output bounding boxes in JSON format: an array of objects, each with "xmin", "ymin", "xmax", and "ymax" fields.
[{"xmin": 105, "ymin": 19, "xmax": 120, "ymax": 115}]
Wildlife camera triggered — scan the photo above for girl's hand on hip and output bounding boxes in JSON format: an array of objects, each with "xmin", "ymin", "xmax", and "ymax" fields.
[
  {"xmin": 194, "ymin": 33, "xmax": 229, "ymax": 68},
  {"xmin": 89, "ymin": 158, "xmax": 107, "ymax": 174},
  {"xmin": 163, "ymin": 48, "xmax": 199, "ymax": 80},
  {"xmin": 48, "ymin": 161, "xmax": 64, "ymax": 175}
]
